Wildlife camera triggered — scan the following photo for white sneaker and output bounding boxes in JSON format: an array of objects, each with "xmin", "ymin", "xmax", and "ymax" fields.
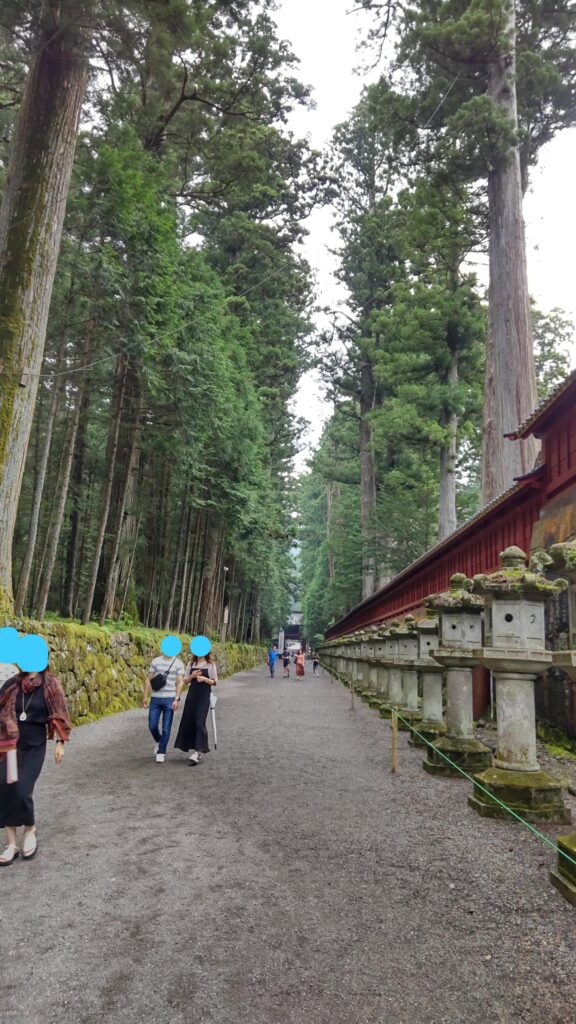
[
  {"xmin": 188, "ymin": 751, "xmax": 199, "ymax": 764},
  {"xmin": 153, "ymin": 742, "xmax": 159, "ymax": 755},
  {"xmin": 155, "ymin": 753, "xmax": 165, "ymax": 763}
]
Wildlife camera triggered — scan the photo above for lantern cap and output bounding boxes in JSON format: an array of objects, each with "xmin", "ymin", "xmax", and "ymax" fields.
[
  {"xmin": 425, "ymin": 573, "xmax": 484, "ymax": 612},
  {"xmin": 473, "ymin": 546, "xmax": 567, "ymax": 599}
]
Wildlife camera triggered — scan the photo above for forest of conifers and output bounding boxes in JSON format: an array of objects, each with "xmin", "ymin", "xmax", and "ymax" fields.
[{"xmin": 0, "ymin": 2, "xmax": 575, "ymax": 645}]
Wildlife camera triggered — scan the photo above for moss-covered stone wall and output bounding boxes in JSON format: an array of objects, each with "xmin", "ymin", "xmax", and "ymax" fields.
[{"xmin": 15, "ymin": 619, "xmax": 265, "ymax": 726}]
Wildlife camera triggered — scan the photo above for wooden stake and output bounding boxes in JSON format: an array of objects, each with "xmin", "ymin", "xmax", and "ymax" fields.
[
  {"xmin": 391, "ymin": 710, "xmax": 398, "ymax": 774},
  {"xmin": 349, "ymin": 677, "xmax": 355, "ymax": 710}
]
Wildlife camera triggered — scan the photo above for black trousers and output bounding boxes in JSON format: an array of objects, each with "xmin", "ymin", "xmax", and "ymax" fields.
[{"xmin": 0, "ymin": 740, "xmax": 47, "ymax": 828}]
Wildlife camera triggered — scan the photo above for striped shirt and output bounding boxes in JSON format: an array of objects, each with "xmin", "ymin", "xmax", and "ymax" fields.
[{"xmin": 148, "ymin": 656, "xmax": 185, "ymax": 698}]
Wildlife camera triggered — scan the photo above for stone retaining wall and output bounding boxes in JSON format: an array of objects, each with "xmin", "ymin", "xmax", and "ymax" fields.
[{"xmin": 16, "ymin": 619, "xmax": 265, "ymax": 725}]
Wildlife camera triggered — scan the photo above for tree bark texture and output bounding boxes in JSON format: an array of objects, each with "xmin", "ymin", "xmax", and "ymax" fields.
[
  {"xmin": 99, "ymin": 399, "xmax": 143, "ymax": 624},
  {"xmin": 14, "ymin": 337, "xmax": 66, "ymax": 614},
  {"xmin": 482, "ymin": 0, "xmax": 539, "ymax": 504},
  {"xmin": 62, "ymin": 376, "xmax": 90, "ymax": 617},
  {"xmin": 82, "ymin": 354, "xmax": 128, "ymax": 624},
  {"xmin": 359, "ymin": 359, "xmax": 377, "ymax": 600},
  {"xmin": 99, "ymin": 367, "xmax": 143, "ymax": 623},
  {"xmin": 0, "ymin": 3, "xmax": 93, "ymax": 612},
  {"xmin": 197, "ymin": 519, "xmax": 221, "ymax": 633},
  {"xmin": 438, "ymin": 350, "xmax": 459, "ymax": 541},
  {"xmin": 35, "ymin": 328, "xmax": 95, "ymax": 618}
]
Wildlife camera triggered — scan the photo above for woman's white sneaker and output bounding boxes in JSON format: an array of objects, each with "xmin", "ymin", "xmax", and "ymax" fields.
[
  {"xmin": 155, "ymin": 753, "xmax": 165, "ymax": 763},
  {"xmin": 188, "ymin": 751, "xmax": 199, "ymax": 764}
]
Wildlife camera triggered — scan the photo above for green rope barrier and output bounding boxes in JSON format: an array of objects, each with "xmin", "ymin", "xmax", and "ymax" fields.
[
  {"xmin": 393, "ymin": 710, "xmax": 576, "ymax": 870},
  {"xmin": 324, "ymin": 666, "xmax": 576, "ymax": 872}
]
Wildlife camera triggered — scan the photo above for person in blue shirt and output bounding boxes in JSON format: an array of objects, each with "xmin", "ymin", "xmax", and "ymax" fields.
[{"xmin": 267, "ymin": 645, "xmax": 278, "ymax": 678}]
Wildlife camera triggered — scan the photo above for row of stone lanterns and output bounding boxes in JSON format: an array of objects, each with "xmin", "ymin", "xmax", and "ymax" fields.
[{"xmin": 319, "ymin": 546, "xmax": 575, "ymax": 903}]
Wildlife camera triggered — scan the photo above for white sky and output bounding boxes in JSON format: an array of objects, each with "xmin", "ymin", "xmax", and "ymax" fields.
[{"xmin": 274, "ymin": 0, "xmax": 576, "ymax": 455}]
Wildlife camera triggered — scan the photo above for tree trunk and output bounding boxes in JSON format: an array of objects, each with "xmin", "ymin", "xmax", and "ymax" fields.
[
  {"xmin": 99, "ymin": 397, "xmax": 143, "ymax": 625},
  {"xmin": 0, "ymin": 3, "xmax": 93, "ymax": 613},
  {"xmin": 62, "ymin": 386, "xmax": 90, "ymax": 618},
  {"xmin": 163, "ymin": 499, "xmax": 188, "ymax": 631},
  {"xmin": 98, "ymin": 366, "xmax": 144, "ymax": 624},
  {"xmin": 82, "ymin": 354, "xmax": 128, "ymax": 624},
  {"xmin": 178, "ymin": 512, "xmax": 198, "ymax": 633},
  {"xmin": 35, "ymin": 329, "xmax": 95, "ymax": 618},
  {"xmin": 198, "ymin": 518, "xmax": 220, "ymax": 633},
  {"xmin": 482, "ymin": 0, "xmax": 539, "ymax": 503},
  {"xmin": 14, "ymin": 337, "xmax": 67, "ymax": 614},
  {"xmin": 438, "ymin": 350, "xmax": 459, "ymax": 541},
  {"xmin": 359, "ymin": 358, "xmax": 377, "ymax": 599},
  {"xmin": 109, "ymin": 381, "xmax": 144, "ymax": 622},
  {"xmin": 119, "ymin": 511, "xmax": 142, "ymax": 619}
]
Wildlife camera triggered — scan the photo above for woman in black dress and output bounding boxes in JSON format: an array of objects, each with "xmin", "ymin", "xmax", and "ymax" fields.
[
  {"xmin": 0, "ymin": 667, "xmax": 71, "ymax": 865},
  {"xmin": 173, "ymin": 653, "xmax": 218, "ymax": 765}
]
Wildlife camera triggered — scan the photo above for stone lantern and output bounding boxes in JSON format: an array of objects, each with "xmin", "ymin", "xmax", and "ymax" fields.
[
  {"xmin": 409, "ymin": 617, "xmax": 446, "ymax": 748},
  {"xmin": 339, "ymin": 633, "xmax": 354, "ymax": 683},
  {"xmin": 395, "ymin": 615, "xmax": 422, "ymax": 728},
  {"xmin": 372, "ymin": 626, "xmax": 390, "ymax": 698},
  {"xmin": 469, "ymin": 546, "xmax": 570, "ymax": 824},
  {"xmin": 364, "ymin": 625, "xmax": 380, "ymax": 693},
  {"xmin": 355, "ymin": 630, "xmax": 372, "ymax": 689},
  {"xmin": 423, "ymin": 574, "xmax": 492, "ymax": 777},
  {"xmin": 379, "ymin": 620, "xmax": 404, "ymax": 717}
]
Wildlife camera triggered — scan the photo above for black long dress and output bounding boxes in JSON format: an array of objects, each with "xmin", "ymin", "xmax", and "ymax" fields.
[
  {"xmin": 174, "ymin": 665, "xmax": 214, "ymax": 754},
  {"xmin": 0, "ymin": 681, "xmax": 48, "ymax": 828}
]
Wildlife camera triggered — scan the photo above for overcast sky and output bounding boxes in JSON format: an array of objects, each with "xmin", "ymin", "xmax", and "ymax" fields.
[{"xmin": 274, "ymin": 0, "xmax": 576, "ymax": 455}]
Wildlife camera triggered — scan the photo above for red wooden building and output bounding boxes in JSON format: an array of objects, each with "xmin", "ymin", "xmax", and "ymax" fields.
[{"xmin": 326, "ymin": 368, "xmax": 576, "ymax": 640}]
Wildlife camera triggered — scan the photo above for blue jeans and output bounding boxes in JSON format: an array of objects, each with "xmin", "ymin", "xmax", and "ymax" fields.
[{"xmin": 148, "ymin": 697, "xmax": 175, "ymax": 754}]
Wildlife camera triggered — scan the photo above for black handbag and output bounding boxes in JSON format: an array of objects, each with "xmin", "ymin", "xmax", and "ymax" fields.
[{"xmin": 150, "ymin": 656, "xmax": 177, "ymax": 692}]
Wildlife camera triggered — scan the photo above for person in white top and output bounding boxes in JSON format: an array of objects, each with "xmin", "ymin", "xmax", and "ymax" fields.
[{"xmin": 143, "ymin": 638, "xmax": 185, "ymax": 763}]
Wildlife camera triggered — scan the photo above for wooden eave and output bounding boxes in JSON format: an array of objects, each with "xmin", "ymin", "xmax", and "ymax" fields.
[
  {"xmin": 505, "ymin": 369, "xmax": 576, "ymax": 441},
  {"xmin": 325, "ymin": 471, "xmax": 543, "ymax": 640}
]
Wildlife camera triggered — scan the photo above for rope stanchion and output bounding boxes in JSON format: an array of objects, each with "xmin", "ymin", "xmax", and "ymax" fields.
[{"xmin": 391, "ymin": 710, "xmax": 398, "ymax": 774}]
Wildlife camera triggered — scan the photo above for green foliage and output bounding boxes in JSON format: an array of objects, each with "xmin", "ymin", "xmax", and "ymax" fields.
[
  {"xmin": 8, "ymin": 0, "xmax": 321, "ymax": 642},
  {"xmin": 532, "ymin": 306, "xmax": 573, "ymax": 399}
]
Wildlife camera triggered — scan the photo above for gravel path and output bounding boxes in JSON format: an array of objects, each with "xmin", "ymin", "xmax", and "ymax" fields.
[{"xmin": 1, "ymin": 666, "xmax": 575, "ymax": 1024}]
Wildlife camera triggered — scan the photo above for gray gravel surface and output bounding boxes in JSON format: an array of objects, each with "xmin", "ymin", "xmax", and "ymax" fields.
[{"xmin": 1, "ymin": 667, "xmax": 575, "ymax": 1024}]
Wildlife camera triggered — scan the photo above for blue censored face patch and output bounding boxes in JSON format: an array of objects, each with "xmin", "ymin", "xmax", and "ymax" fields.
[
  {"xmin": 0, "ymin": 627, "xmax": 20, "ymax": 664},
  {"xmin": 16, "ymin": 634, "xmax": 49, "ymax": 673},
  {"xmin": 190, "ymin": 635, "xmax": 211, "ymax": 657},
  {"xmin": 161, "ymin": 635, "xmax": 182, "ymax": 657}
]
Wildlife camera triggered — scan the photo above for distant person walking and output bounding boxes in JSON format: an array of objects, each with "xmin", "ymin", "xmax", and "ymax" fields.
[
  {"xmin": 312, "ymin": 654, "xmax": 320, "ymax": 677},
  {"xmin": 174, "ymin": 649, "xmax": 218, "ymax": 765},
  {"xmin": 295, "ymin": 650, "xmax": 305, "ymax": 678},
  {"xmin": 267, "ymin": 645, "xmax": 279, "ymax": 678},
  {"xmin": 0, "ymin": 649, "xmax": 71, "ymax": 866},
  {"xmin": 143, "ymin": 638, "xmax": 186, "ymax": 763},
  {"xmin": 282, "ymin": 649, "xmax": 290, "ymax": 677}
]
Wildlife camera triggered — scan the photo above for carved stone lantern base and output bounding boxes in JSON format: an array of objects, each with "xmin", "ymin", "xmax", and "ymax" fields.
[
  {"xmin": 469, "ymin": 767, "xmax": 571, "ymax": 824},
  {"xmin": 408, "ymin": 718, "xmax": 447, "ymax": 749},
  {"xmin": 423, "ymin": 735, "xmax": 493, "ymax": 777},
  {"xmin": 550, "ymin": 834, "xmax": 576, "ymax": 905}
]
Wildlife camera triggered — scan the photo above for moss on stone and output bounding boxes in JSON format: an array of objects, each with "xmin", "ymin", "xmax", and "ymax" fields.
[
  {"xmin": 536, "ymin": 721, "xmax": 576, "ymax": 760},
  {"xmin": 7, "ymin": 616, "xmax": 265, "ymax": 727}
]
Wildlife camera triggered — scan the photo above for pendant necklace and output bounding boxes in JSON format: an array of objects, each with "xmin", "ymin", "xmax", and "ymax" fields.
[{"xmin": 19, "ymin": 690, "xmax": 34, "ymax": 722}]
